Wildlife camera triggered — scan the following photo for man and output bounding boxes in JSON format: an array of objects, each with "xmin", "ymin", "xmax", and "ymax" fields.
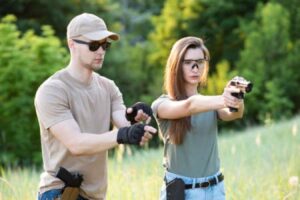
[{"xmin": 35, "ymin": 13, "xmax": 157, "ymax": 200}]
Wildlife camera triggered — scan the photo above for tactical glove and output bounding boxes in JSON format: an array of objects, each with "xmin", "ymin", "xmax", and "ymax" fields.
[
  {"xmin": 125, "ymin": 102, "xmax": 153, "ymax": 124},
  {"xmin": 117, "ymin": 123, "xmax": 145, "ymax": 145}
]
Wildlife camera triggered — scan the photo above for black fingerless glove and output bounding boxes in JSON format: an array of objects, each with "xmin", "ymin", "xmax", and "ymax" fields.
[
  {"xmin": 117, "ymin": 124, "xmax": 145, "ymax": 145},
  {"xmin": 125, "ymin": 102, "xmax": 153, "ymax": 124}
]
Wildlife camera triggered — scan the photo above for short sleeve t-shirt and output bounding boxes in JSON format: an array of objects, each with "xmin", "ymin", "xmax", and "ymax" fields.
[
  {"xmin": 151, "ymin": 95, "xmax": 220, "ymax": 177},
  {"xmin": 34, "ymin": 68, "xmax": 125, "ymax": 199}
]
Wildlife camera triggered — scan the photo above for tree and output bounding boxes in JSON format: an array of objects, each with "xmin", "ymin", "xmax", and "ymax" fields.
[
  {"xmin": 147, "ymin": 0, "xmax": 266, "ymax": 99},
  {"xmin": 0, "ymin": 0, "xmax": 118, "ymax": 39},
  {"xmin": 272, "ymin": 0, "xmax": 300, "ymax": 41},
  {"xmin": 237, "ymin": 2, "xmax": 299, "ymax": 122},
  {"xmin": 99, "ymin": 0, "xmax": 164, "ymax": 106},
  {"xmin": 147, "ymin": 0, "xmax": 204, "ymax": 99},
  {"xmin": 0, "ymin": 15, "xmax": 68, "ymax": 166}
]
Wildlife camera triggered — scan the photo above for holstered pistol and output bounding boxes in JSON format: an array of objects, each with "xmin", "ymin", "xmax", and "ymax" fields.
[{"xmin": 56, "ymin": 167, "xmax": 83, "ymax": 200}]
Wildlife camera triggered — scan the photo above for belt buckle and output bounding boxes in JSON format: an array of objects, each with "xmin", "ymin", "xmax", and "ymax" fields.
[{"xmin": 201, "ymin": 181, "xmax": 210, "ymax": 188}]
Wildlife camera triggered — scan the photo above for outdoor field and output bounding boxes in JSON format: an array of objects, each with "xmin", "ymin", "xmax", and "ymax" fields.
[
  {"xmin": 1, "ymin": 1, "xmax": 300, "ymax": 200},
  {"xmin": 1, "ymin": 116, "xmax": 299, "ymax": 200}
]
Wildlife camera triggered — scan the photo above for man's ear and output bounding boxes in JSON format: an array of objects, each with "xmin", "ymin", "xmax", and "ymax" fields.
[{"xmin": 67, "ymin": 39, "xmax": 75, "ymax": 49}]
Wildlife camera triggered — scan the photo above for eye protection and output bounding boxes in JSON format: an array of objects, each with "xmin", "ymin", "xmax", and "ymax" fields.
[
  {"xmin": 183, "ymin": 59, "xmax": 208, "ymax": 70},
  {"xmin": 73, "ymin": 39, "xmax": 111, "ymax": 51}
]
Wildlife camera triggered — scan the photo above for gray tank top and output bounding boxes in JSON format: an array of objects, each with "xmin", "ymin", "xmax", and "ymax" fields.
[{"xmin": 152, "ymin": 95, "xmax": 220, "ymax": 177}]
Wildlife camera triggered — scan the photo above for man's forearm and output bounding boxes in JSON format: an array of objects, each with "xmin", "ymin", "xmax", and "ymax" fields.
[{"xmin": 68, "ymin": 130, "xmax": 119, "ymax": 156}]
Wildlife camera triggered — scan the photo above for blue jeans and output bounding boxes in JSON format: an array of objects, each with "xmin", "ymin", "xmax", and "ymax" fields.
[
  {"xmin": 38, "ymin": 189, "xmax": 88, "ymax": 200},
  {"xmin": 160, "ymin": 171, "xmax": 226, "ymax": 200}
]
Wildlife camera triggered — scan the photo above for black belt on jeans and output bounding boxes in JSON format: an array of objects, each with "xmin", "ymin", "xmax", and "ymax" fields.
[{"xmin": 185, "ymin": 173, "xmax": 224, "ymax": 189}]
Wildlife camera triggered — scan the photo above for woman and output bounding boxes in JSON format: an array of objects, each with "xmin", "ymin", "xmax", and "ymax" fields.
[{"xmin": 151, "ymin": 36, "xmax": 245, "ymax": 200}]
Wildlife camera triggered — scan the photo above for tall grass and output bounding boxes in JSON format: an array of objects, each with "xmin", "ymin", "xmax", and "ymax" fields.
[
  {"xmin": 0, "ymin": 167, "xmax": 40, "ymax": 200},
  {"xmin": 1, "ymin": 116, "xmax": 299, "ymax": 200},
  {"xmin": 219, "ymin": 116, "xmax": 300, "ymax": 200}
]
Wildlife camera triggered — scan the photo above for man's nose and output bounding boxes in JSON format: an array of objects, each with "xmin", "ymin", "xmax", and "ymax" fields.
[{"xmin": 95, "ymin": 46, "xmax": 106, "ymax": 54}]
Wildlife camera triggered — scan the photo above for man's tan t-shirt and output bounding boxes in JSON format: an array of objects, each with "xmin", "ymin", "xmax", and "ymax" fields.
[{"xmin": 34, "ymin": 69, "xmax": 125, "ymax": 200}]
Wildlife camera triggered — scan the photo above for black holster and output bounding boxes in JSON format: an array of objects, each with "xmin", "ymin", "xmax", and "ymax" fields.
[
  {"xmin": 56, "ymin": 167, "xmax": 83, "ymax": 200},
  {"xmin": 166, "ymin": 178, "xmax": 185, "ymax": 200}
]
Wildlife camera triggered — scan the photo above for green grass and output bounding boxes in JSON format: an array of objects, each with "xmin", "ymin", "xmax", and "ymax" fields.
[
  {"xmin": 1, "ymin": 116, "xmax": 300, "ymax": 200},
  {"xmin": 219, "ymin": 117, "xmax": 300, "ymax": 200},
  {"xmin": 0, "ymin": 167, "xmax": 40, "ymax": 200}
]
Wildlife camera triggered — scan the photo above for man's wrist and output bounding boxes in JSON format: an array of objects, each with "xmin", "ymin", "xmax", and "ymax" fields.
[{"xmin": 116, "ymin": 124, "xmax": 145, "ymax": 145}]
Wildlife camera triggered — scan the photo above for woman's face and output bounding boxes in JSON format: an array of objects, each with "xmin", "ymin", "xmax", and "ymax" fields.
[{"xmin": 182, "ymin": 47, "xmax": 206, "ymax": 87}]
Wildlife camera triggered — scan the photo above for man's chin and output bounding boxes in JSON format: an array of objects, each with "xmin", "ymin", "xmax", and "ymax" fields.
[{"xmin": 92, "ymin": 64, "xmax": 103, "ymax": 71}]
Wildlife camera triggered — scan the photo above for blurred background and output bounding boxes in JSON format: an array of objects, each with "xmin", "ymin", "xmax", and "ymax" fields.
[
  {"xmin": 0, "ymin": 0, "xmax": 300, "ymax": 200},
  {"xmin": 0, "ymin": 1, "xmax": 299, "ymax": 198}
]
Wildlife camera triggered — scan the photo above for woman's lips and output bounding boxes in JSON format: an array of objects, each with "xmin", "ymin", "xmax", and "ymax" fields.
[{"xmin": 191, "ymin": 75, "xmax": 199, "ymax": 79}]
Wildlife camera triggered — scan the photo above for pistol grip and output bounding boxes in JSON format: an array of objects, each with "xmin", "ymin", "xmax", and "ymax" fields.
[
  {"xmin": 229, "ymin": 92, "xmax": 244, "ymax": 112},
  {"xmin": 61, "ymin": 187, "xmax": 80, "ymax": 200},
  {"xmin": 229, "ymin": 107, "xmax": 238, "ymax": 112},
  {"xmin": 231, "ymin": 92, "xmax": 244, "ymax": 99}
]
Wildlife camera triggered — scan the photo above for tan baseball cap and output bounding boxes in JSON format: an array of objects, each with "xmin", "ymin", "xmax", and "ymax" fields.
[{"xmin": 67, "ymin": 13, "xmax": 119, "ymax": 41}]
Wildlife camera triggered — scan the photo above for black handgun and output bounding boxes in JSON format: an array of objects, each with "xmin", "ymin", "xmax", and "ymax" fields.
[
  {"xmin": 56, "ymin": 167, "xmax": 83, "ymax": 200},
  {"xmin": 229, "ymin": 76, "xmax": 253, "ymax": 112}
]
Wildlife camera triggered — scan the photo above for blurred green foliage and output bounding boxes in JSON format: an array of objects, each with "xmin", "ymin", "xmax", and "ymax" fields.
[
  {"xmin": 0, "ymin": 15, "xmax": 68, "ymax": 166},
  {"xmin": 0, "ymin": 0, "xmax": 118, "ymax": 39},
  {"xmin": 238, "ymin": 2, "xmax": 300, "ymax": 123},
  {"xmin": 0, "ymin": 0, "xmax": 299, "ymax": 166}
]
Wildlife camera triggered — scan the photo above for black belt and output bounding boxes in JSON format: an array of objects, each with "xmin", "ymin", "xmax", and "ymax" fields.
[{"xmin": 185, "ymin": 173, "xmax": 224, "ymax": 189}]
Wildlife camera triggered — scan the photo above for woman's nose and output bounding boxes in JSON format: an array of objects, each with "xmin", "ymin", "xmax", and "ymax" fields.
[{"xmin": 191, "ymin": 63, "xmax": 199, "ymax": 71}]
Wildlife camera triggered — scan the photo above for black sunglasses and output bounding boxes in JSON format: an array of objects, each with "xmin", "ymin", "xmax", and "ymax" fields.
[{"xmin": 72, "ymin": 39, "xmax": 111, "ymax": 51}]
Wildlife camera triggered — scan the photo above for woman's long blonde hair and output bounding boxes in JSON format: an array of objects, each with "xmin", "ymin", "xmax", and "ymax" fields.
[{"xmin": 164, "ymin": 37, "xmax": 210, "ymax": 145}]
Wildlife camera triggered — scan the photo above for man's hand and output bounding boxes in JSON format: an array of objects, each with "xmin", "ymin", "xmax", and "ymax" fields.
[
  {"xmin": 117, "ymin": 123, "xmax": 157, "ymax": 145},
  {"xmin": 126, "ymin": 102, "xmax": 153, "ymax": 124}
]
